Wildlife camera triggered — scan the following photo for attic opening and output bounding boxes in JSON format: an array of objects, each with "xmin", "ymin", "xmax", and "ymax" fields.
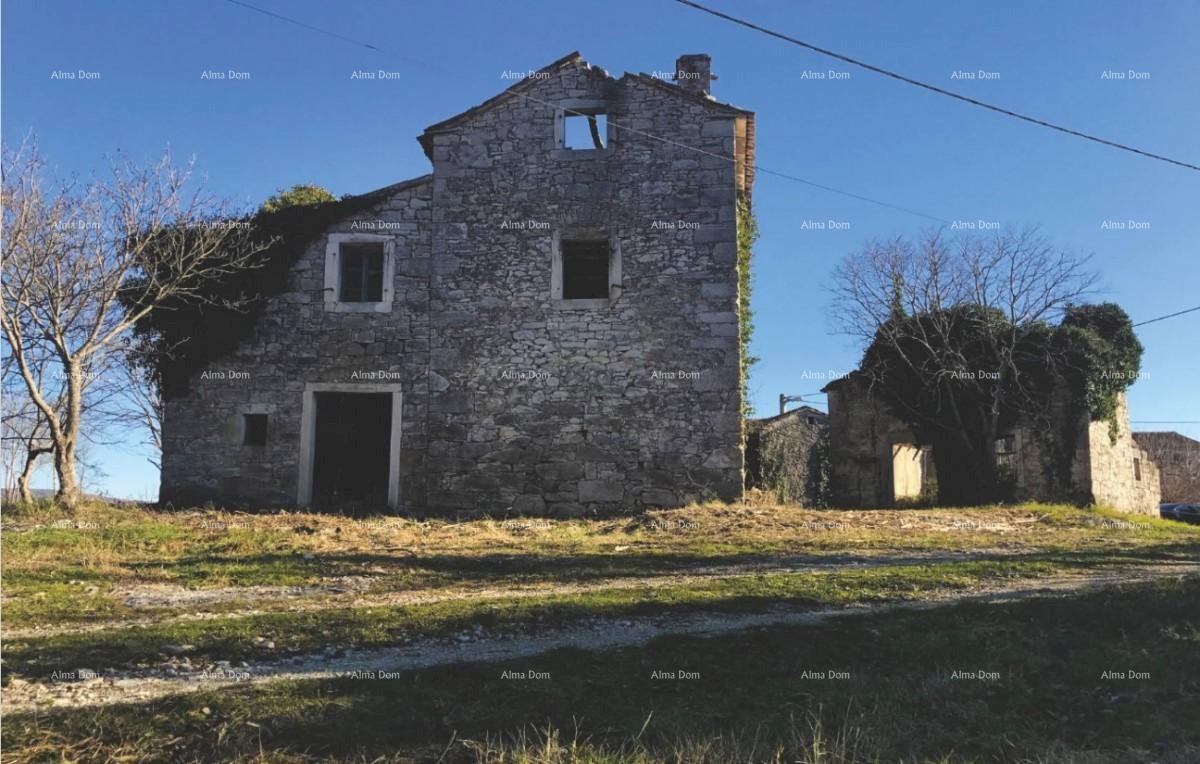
[{"xmin": 562, "ymin": 109, "xmax": 607, "ymax": 150}]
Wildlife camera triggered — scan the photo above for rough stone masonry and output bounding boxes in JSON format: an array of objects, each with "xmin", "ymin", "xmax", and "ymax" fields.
[{"xmin": 159, "ymin": 52, "xmax": 756, "ymax": 517}]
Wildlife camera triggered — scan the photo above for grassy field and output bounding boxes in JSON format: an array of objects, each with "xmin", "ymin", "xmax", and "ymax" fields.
[{"xmin": 2, "ymin": 499, "xmax": 1198, "ymax": 762}]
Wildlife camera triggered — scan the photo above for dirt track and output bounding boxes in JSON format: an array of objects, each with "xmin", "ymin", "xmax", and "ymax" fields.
[{"xmin": 4, "ymin": 561, "xmax": 1196, "ymax": 713}]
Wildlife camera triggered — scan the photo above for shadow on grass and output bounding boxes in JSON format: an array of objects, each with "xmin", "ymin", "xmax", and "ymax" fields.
[{"xmin": 3, "ymin": 574, "xmax": 1198, "ymax": 763}]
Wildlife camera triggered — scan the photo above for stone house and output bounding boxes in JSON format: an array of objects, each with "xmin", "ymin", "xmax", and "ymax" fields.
[
  {"xmin": 822, "ymin": 373, "xmax": 1160, "ymax": 514},
  {"xmin": 1133, "ymin": 431, "xmax": 1200, "ymax": 503},
  {"xmin": 745, "ymin": 406, "xmax": 828, "ymax": 505},
  {"xmin": 159, "ymin": 52, "xmax": 755, "ymax": 516}
]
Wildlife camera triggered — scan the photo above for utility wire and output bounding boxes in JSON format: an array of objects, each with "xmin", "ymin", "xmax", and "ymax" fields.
[
  {"xmin": 222, "ymin": 0, "xmax": 951, "ymax": 223},
  {"xmin": 673, "ymin": 0, "xmax": 1200, "ymax": 172},
  {"xmin": 1132, "ymin": 305, "xmax": 1200, "ymax": 327}
]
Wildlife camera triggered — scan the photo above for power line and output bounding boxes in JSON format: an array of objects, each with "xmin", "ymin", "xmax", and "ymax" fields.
[
  {"xmin": 225, "ymin": 0, "xmax": 379, "ymax": 51},
  {"xmin": 1132, "ymin": 305, "xmax": 1200, "ymax": 327},
  {"xmin": 1132, "ymin": 420, "xmax": 1200, "ymax": 424},
  {"xmin": 222, "ymin": 0, "xmax": 951, "ymax": 224},
  {"xmin": 673, "ymin": 0, "xmax": 1200, "ymax": 173}
]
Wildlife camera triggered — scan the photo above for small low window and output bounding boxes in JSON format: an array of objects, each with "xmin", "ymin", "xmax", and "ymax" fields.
[
  {"xmin": 243, "ymin": 414, "xmax": 268, "ymax": 446},
  {"xmin": 564, "ymin": 111, "xmax": 607, "ymax": 150},
  {"xmin": 1134, "ymin": 458, "xmax": 1142, "ymax": 481},
  {"xmin": 562, "ymin": 239, "xmax": 610, "ymax": 299},
  {"xmin": 339, "ymin": 243, "xmax": 385, "ymax": 302}
]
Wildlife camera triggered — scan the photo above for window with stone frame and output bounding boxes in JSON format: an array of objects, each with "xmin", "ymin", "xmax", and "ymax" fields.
[
  {"xmin": 561, "ymin": 238, "xmax": 610, "ymax": 299},
  {"xmin": 338, "ymin": 242, "xmax": 385, "ymax": 302}
]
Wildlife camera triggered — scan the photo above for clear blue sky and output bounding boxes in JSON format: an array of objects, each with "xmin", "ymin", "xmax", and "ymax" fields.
[{"xmin": 4, "ymin": 0, "xmax": 1197, "ymax": 499}]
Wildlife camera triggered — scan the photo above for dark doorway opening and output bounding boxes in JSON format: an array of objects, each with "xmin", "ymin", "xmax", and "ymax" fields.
[{"xmin": 312, "ymin": 392, "xmax": 392, "ymax": 513}]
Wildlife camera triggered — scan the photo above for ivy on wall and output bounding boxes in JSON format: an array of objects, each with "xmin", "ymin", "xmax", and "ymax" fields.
[
  {"xmin": 736, "ymin": 195, "xmax": 758, "ymax": 421},
  {"xmin": 124, "ymin": 187, "xmax": 399, "ymax": 399}
]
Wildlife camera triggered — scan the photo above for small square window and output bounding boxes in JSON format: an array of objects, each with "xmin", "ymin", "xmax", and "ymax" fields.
[
  {"xmin": 564, "ymin": 111, "xmax": 607, "ymax": 150},
  {"xmin": 339, "ymin": 243, "xmax": 384, "ymax": 302},
  {"xmin": 243, "ymin": 414, "xmax": 268, "ymax": 446},
  {"xmin": 562, "ymin": 239, "xmax": 610, "ymax": 299}
]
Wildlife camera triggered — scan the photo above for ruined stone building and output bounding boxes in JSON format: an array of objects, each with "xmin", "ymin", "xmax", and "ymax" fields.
[
  {"xmin": 745, "ymin": 406, "xmax": 829, "ymax": 505},
  {"xmin": 822, "ymin": 374, "xmax": 1160, "ymax": 514},
  {"xmin": 159, "ymin": 52, "xmax": 755, "ymax": 516},
  {"xmin": 1133, "ymin": 431, "xmax": 1200, "ymax": 503}
]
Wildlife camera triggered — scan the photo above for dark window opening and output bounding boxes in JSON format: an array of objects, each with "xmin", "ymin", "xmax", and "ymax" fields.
[
  {"xmin": 339, "ymin": 243, "xmax": 385, "ymax": 302},
  {"xmin": 994, "ymin": 434, "xmax": 1017, "ymax": 455},
  {"xmin": 243, "ymin": 413, "xmax": 268, "ymax": 446},
  {"xmin": 562, "ymin": 239, "xmax": 610, "ymax": 299},
  {"xmin": 1134, "ymin": 458, "xmax": 1142, "ymax": 481},
  {"xmin": 564, "ymin": 111, "xmax": 607, "ymax": 149}
]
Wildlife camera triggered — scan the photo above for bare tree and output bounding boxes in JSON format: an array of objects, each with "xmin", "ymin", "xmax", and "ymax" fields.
[
  {"xmin": 829, "ymin": 228, "xmax": 1107, "ymax": 504},
  {"xmin": 118, "ymin": 350, "xmax": 163, "ymax": 468},
  {"xmin": 2, "ymin": 138, "xmax": 266, "ymax": 509},
  {"xmin": 2, "ymin": 372, "xmax": 54, "ymax": 503}
]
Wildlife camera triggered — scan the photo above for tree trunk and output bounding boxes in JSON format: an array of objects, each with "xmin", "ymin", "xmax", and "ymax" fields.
[
  {"xmin": 17, "ymin": 445, "xmax": 51, "ymax": 503},
  {"xmin": 53, "ymin": 360, "xmax": 85, "ymax": 509},
  {"xmin": 54, "ymin": 441, "xmax": 81, "ymax": 509}
]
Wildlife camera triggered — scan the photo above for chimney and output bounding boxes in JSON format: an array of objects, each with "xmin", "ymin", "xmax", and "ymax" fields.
[{"xmin": 675, "ymin": 53, "xmax": 715, "ymax": 96}]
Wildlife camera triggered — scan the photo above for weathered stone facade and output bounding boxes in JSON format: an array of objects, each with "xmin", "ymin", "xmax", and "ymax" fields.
[
  {"xmin": 159, "ymin": 52, "xmax": 755, "ymax": 517},
  {"xmin": 1133, "ymin": 431, "xmax": 1200, "ymax": 503},
  {"xmin": 823, "ymin": 375, "xmax": 1160, "ymax": 514}
]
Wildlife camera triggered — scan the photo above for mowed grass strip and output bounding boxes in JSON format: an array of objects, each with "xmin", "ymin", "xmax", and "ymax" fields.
[
  {"xmin": 3, "ymin": 575, "xmax": 1197, "ymax": 764},
  {"xmin": 0, "ymin": 559, "xmax": 1079, "ymax": 678}
]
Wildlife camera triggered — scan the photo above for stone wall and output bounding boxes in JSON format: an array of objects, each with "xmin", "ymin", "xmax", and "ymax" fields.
[
  {"xmin": 824, "ymin": 376, "xmax": 914, "ymax": 507},
  {"xmin": 1133, "ymin": 431, "xmax": 1200, "ymax": 503},
  {"xmin": 1084, "ymin": 396, "xmax": 1160, "ymax": 515},
  {"xmin": 160, "ymin": 54, "xmax": 751, "ymax": 516}
]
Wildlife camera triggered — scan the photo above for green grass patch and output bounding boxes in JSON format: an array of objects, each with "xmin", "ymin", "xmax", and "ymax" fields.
[{"xmin": 2, "ymin": 559, "xmax": 1074, "ymax": 680}]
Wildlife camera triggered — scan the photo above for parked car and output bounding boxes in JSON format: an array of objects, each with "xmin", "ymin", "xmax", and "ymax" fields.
[
  {"xmin": 1173, "ymin": 504, "xmax": 1200, "ymax": 524},
  {"xmin": 1160, "ymin": 503, "xmax": 1200, "ymax": 524}
]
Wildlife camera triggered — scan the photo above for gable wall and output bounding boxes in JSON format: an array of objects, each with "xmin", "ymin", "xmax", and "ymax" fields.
[{"xmin": 423, "ymin": 63, "xmax": 744, "ymax": 515}]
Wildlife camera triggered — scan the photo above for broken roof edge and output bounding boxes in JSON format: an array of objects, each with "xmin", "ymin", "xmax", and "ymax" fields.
[
  {"xmin": 624, "ymin": 72, "xmax": 752, "ymax": 115},
  {"xmin": 416, "ymin": 52, "xmax": 755, "ymax": 159},
  {"xmin": 417, "ymin": 51, "xmax": 591, "ymax": 157}
]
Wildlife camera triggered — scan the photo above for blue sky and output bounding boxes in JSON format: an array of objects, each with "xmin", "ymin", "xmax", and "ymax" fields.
[{"xmin": 4, "ymin": 0, "xmax": 1197, "ymax": 499}]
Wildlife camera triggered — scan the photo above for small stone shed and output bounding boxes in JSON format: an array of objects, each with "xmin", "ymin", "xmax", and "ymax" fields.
[{"xmin": 744, "ymin": 406, "xmax": 829, "ymax": 505}]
